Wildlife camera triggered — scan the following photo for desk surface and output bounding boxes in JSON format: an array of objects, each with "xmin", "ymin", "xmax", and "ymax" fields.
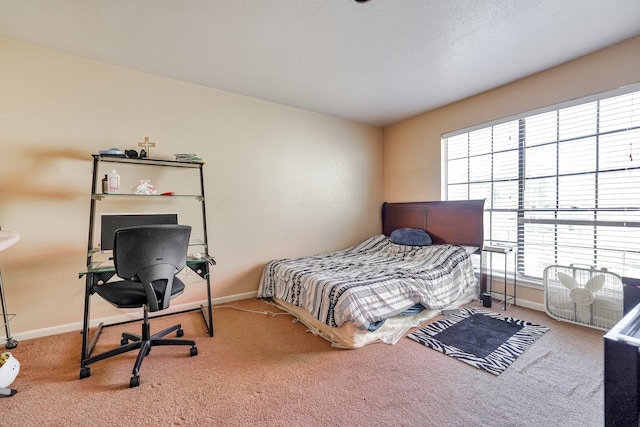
[{"xmin": 80, "ymin": 254, "xmax": 215, "ymax": 276}]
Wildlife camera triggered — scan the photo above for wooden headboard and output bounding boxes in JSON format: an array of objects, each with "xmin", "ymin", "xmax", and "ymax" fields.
[{"xmin": 382, "ymin": 200, "xmax": 485, "ymax": 248}]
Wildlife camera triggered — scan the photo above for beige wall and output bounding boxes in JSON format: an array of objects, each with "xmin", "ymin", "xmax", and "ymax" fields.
[
  {"xmin": 383, "ymin": 35, "xmax": 640, "ymax": 305},
  {"xmin": 0, "ymin": 39, "xmax": 384, "ymax": 337},
  {"xmin": 384, "ymin": 35, "xmax": 640, "ymax": 202}
]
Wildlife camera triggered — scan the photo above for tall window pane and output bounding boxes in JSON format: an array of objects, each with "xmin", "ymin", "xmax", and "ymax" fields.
[{"xmin": 442, "ymin": 86, "xmax": 640, "ymax": 282}]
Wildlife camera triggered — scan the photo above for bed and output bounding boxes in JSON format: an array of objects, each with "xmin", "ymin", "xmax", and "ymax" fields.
[{"xmin": 257, "ymin": 200, "xmax": 485, "ymax": 348}]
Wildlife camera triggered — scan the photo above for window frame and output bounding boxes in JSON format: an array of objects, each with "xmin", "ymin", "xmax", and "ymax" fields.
[{"xmin": 442, "ymin": 83, "xmax": 640, "ymax": 284}]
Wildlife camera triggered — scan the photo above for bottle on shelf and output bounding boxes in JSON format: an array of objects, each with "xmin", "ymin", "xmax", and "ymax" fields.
[{"xmin": 106, "ymin": 170, "xmax": 120, "ymax": 194}]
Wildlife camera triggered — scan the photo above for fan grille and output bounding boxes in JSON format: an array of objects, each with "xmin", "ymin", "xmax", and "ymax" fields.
[{"xmin": 544, "ymin": 265, "xmax": 623, "ymax": 330}]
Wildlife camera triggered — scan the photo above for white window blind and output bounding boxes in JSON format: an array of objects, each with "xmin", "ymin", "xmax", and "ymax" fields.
[{"xmin": 442, "ymin": 86, "xmax": 640, "ymax": 282}]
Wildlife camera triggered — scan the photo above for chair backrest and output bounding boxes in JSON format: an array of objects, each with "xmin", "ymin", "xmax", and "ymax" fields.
[{"xmin": 113, "ymin": 225, "xmax": 191, "ymax": 312}]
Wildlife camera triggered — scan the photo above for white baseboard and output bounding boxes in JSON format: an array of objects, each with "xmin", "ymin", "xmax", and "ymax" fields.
[
  {"xmin": 1, "ymin": 291, "xmax": 258, "ymax": 344},
  {"xmin": 514, "ymin": 299, "xmax": 545, "ymax": 312},
  {"xmin": 488, "ymin": 294, "xmax": 545, "ymax": 312}
]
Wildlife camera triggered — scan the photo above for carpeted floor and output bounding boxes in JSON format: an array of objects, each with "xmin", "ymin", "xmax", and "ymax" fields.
[{"xmin": 1, "ymin": 298, "xmax": 606, "ymax": 426}]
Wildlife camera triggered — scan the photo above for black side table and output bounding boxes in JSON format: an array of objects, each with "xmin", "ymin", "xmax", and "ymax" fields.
[{"xmin": 482, "ymin": 242, "xmax": 517, "ymax": 310}]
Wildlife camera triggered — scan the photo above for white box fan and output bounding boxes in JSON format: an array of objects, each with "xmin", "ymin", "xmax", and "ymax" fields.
[{"xmin": 544, "ymin": 264, "xmax": 624, "ymax": 330}]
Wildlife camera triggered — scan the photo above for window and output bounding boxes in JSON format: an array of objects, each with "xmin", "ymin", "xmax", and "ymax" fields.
[{"xmin": 442, "ymin": 85, "xmax": 640, "ymax": 282}]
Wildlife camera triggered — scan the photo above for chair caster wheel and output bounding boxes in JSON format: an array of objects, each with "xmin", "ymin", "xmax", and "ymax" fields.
[
  {"xmin": 80, "ymin": 367, "xmax": 91, "ymax": 379},
  {"xmin": 5, "ymin": 339, "xmax": 17, "ymax": 350},
  {"xmin": 177, "ymin": 329, "xmax": 184, "ymax": 337},
  {"xmin": 130, "ymin": 375, "xmax": 140, "ymax": 388},
  {"xmin": 190, "ymin": 346, "xmax": 198, "ymax": 357}
]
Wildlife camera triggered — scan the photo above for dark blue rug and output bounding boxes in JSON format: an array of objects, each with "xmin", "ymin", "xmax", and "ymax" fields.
[{"xmin": 408, "ymin": 307, "xmax": 549, "ymax": 375}]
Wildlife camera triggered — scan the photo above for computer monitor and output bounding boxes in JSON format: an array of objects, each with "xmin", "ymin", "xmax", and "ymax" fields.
[{"xmin": 100, "ymin": 213, "xmax": 178, "ymax": 251}]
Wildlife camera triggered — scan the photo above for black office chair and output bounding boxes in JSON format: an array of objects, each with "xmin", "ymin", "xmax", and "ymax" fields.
[{"xmin": 80, "ymin": 224, "xmax": 197, "ymax": 388}]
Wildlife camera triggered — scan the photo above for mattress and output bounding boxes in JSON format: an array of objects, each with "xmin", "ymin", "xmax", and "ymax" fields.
[{"xmin": 265, "ymin": 284, "xmax": 477, "ymax": 349}]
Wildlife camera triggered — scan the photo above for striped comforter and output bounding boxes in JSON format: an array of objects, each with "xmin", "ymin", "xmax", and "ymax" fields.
[{"xmin": 257, "ymin": 235, "xmax": 476, "ymax": 331}]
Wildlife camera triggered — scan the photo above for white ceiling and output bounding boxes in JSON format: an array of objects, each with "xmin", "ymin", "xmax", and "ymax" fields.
[{"xmin": 1, "ymin": 0, "xmax": 640, "ymax": 127}]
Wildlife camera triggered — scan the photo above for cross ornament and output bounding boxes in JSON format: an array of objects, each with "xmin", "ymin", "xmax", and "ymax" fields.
[{"xmin": 138, "ymin": 136, "xmax": 156, "ymax": 157}]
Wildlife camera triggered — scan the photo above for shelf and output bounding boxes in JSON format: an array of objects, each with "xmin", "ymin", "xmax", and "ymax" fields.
[
  {"xmin": 483, "ymin": 241, "xmax": 516, "ymax": 253},
  {"xmin": 82, "ymin": 254, "xmax": 216, "ymax": 275},
  {"xmin": 87, "ymin": 238, "xmax": 208, "ymax": 256},
  {"xmin": 81, "ymin": 153, "xmax": 214, "ymax": 368},
  {"xmin": 91, "ymin": 193, "xmax": 203, "ymax": 201},
  {"xmin": 93, "ymin": 154, "xmax": 204, "ymax": 168}
]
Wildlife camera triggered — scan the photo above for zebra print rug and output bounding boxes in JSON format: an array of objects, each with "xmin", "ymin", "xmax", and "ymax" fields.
[{"xmin": 408, "ymin": 307, "xmax": 549, "ymax": 375}]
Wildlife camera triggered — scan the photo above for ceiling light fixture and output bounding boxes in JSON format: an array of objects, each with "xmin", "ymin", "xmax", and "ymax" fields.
[{"xmin": 354, "ymin": 0, "xmax": 372, "ymax": 3}]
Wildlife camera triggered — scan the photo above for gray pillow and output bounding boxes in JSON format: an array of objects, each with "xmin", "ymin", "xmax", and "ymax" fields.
[{"xmin": 389, "ymin": 228, "xmax": 433, "ymax": 246}]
